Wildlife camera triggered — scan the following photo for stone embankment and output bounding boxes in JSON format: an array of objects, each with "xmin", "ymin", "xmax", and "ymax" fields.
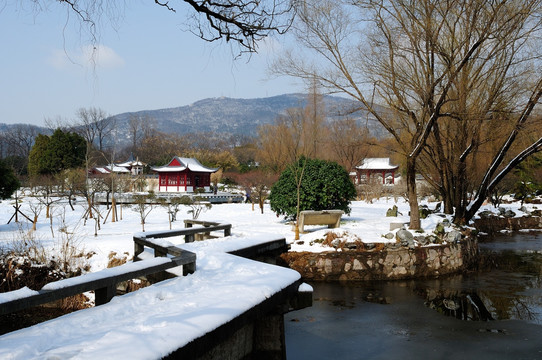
[
  {"xmin": 280, "ymin": 204, "xmax": 541, "ymax": 281},
  {"xmin": 281, "ymin": 237, "xmax": 478, "ymax": 281},
  {"xmin": 474, "ymin": 214, "xmax": 542, "ymax": 235}
]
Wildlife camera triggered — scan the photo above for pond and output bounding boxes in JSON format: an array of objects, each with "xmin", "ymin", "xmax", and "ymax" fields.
[{"xmin": 285, "ymin": 232, "xmax": 542, "ymax": 359}]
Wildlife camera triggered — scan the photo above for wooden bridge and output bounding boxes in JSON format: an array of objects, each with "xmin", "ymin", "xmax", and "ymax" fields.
[{"xmin": 0, "ymin": 221, "xmax": 311, "ymax": 359}]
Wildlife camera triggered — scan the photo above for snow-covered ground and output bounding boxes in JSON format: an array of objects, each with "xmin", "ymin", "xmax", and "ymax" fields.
[
  {"xmin": 1, "ymin": 194, "xmax": 539, "ymax": 268},
  {"xmin": 0, "ymin": 193, "xmax": 540, "ymax": 359}
]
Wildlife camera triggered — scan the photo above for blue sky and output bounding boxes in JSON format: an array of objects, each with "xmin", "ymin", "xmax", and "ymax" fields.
[{"xmin": 0, "ymin": 2, "xmax": 302, "ymax": 127}]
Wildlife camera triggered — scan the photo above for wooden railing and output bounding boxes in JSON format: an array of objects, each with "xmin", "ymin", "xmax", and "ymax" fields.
[
  {"xmin": 0, "ymin": 253, "xmax": 195, "ymax": 315},
  {"xmin": 0, "ymin": 222, "xmax": 233, "ymax": 316}
]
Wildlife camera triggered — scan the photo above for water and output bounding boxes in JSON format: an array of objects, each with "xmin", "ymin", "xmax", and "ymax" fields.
[{"xmin": 285, "ymin": 233, "xmax": 542, "ymax": 359}]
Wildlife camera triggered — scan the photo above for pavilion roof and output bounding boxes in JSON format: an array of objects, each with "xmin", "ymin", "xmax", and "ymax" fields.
[
  {"xmin": 151, "ymin": 156, "xmax": 218, "ymax": 173},
  {"xmin": 355, "ymin": 158, "xmax": 399, "ymax": 171}
]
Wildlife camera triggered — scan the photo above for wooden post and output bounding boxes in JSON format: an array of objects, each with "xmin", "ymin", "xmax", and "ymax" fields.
[
  {"xmin": 183, "ymin": 262, "xmax": 196, "ymax": 275},
  {"xmin": 134, "ymin": 239, "xmax": 144, "ymax": 262},
  {"xmin": 95, "ymin": 284, "xmax": 116, "ymax": 305}
]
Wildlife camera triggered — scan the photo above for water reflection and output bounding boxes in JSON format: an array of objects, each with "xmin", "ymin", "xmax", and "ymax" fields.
[
  {"xmin": 285, "ymin": 233, "xmax": 542, "ymax": 359},
  {"xmin": 414, "ymin": 233, "xmax": 542, "ymax": 323}
]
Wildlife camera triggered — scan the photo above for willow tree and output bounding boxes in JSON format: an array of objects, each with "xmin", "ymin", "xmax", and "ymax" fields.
[{"xmin": 277, "ymin": 0, "xmax": 542, "ymax": 228}]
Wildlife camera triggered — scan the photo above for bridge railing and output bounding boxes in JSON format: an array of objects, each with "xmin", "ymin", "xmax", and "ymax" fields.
[
  {"xmin": 0, "ymin": 222, "xmax": 233, "ymax": 316},
  {"xmin": 0, "ymin": 253, "xmax": 196, "ymax": 315}
]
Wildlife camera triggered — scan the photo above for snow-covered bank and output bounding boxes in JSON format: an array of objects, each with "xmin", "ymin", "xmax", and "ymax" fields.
[
  {"xmin": 0, "ymin": 194, "xmax": 540, "ymax": 359},
  {"xmin": 0, "ymin": 234, "xmax": 301, "ymax": 359}
]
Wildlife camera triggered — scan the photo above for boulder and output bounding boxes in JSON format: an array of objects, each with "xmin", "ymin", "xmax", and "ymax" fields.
[
  {"xmin": 397, "ymin": 229, "xmax": 415, "ymax": 248},
  {"xmin": 444, "ymin": 230, "xmax": 462, "ymax": 243},
  {"xmin": 383, "ymin": 232, "xmax": 395, "ymax": 240},
  {"xmin": 386, "ymin": 205, "xmax": 399, "ymax": 217}
]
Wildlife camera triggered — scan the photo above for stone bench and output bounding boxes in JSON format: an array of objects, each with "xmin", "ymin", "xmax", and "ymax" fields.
[{"xmin": 297, "ymin": 210, "xmax": 344, "ymax": 233}]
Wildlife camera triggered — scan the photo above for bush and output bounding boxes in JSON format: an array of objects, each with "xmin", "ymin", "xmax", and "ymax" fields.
[
  {"xmin": 0, "ymin": 159, "xmax": 20, "ymax": 199},
  {"xmin": 269, "ymin": 157, "xmax": 356, "ymax": 219}
]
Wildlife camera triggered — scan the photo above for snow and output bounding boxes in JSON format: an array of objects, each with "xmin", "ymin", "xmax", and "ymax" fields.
[
  {"xmin": 0, "ymin": 194, "xmax": 540, "ymax": 359},
  {"xmin": 41, "ymin": 257, "xmax": 172, "ymax": 291},
  {"xmin": 0, "ymin": 287, "xmax": 39, "ymax": 304},
  {"xmin": 355, "ymin": 157, "xmax": 398, "ymax": 170},
  {"xmin": 298, "ymin": 283, "xmax": 313, "ymax": 293}
]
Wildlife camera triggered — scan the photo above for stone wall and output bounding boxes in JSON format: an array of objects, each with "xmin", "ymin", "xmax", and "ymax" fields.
[
  {"xmin": 473, "ymin": 216, "xmax": 542, "ymax": 235},
  {"xmin": 280, "ymin": 238, "xmax": 478, "ymax": 281}
]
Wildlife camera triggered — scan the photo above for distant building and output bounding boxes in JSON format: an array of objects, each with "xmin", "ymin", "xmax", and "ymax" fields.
[
  {"xmin": 89, "ymin": 154, "xmax": 145, "ymax": 177},
  {"xmin": 89, "ymin": 164, "xmax": 130, "ymax": 176},
  {"xmin": 151, "ymin": 156, "xmax": 218, "ymax": 193},
  {"xmin": 116, "ymin": 154, "xmax": 145, "ymax": 175},
  {"xmin": 354, "ymin": 158, "xmax": 399, "ymax": 185}
]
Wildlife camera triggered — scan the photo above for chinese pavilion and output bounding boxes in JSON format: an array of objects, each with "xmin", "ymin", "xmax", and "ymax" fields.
[
  {"xmin": 151, "ymin": 156, "xmax": 218, "ymax": 193},
  {"xmin": 354, "ymin": 158, "xmax": 399, "ymax": 185}
]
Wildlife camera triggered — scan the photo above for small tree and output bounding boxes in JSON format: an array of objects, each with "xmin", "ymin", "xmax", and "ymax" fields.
[
  {"xmin": 232, "ymin": 170, "xmax": 278, "ymax": 214},
  {"xmin": 180, "ymin": 189, "xmax": 212, "ymax": 220},
  {"xmin": 159, "ymin": 196, "xmax": 184, "ymax": 230},
  {"xmin": 269, "ymin": 158, "xmax": 356, "ymax": 220},
  {"xmin": 132, "ymin": 192, "xmax": 157, "ymax": 232}
]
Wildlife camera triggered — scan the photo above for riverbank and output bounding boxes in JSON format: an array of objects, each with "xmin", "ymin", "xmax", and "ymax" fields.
[
  {"xmin": 281, "ymin": 203, "xmax": 542, "ymax": 281},
  {"xmin": 280, "ymin": 236, "xmax": 478, "ymax": 281}
]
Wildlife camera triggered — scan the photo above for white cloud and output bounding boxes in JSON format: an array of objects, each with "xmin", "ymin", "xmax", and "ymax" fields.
[{"xmin": 48, "ymin": 44, "xmax": 125, "ymax": 70}]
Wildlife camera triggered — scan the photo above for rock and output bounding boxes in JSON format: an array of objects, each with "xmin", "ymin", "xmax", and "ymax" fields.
[
  {"xmin": 386, "ymin": 205, "xmax": 399, "ymax": 217},
  {"xmin": 434, "ymin": 223, "xmax": 445, "ymax": 235},
  {"xmin": 504, "ymin": 209, "xmax": 516, "ymax": 218},
  {"xmin": 426, "ymin": 235, "xmax": 440, "ymax": 244},
  {"xmin": 444, "ymin": 230, "xmax": 462, "ymax": 243},
  {"xmin": 397, "ymin": 229, "xmax": 415, "ymax": 248},
  {"xmin": 478, "ymin": 210, "xmax": 494, "ymax": 219},
  {"xmin": 365, "ymin": 243, "xmax": 376, "ymax": 250},
  {"xmin": 384, "ymin": 232, "xmax": 395, "ymax": 240},
  {"xmin": 415, "ymin": 235, "xmax": 429, "ymax": 246},
  {"xmin": 396, "ymin": 229, "xmax": 414, "ymax": 242}
]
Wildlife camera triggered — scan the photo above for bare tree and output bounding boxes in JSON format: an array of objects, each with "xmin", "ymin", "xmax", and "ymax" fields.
[
  {"xmin": 76, "ymin": 107, "xmax": 114, "ymax": 152},
  {"xmin": 132, "ymin": 192, "xmax": 157, "ymax": 232},
  {"xmin": 327, "ymin": 118, "xmax": 372, "ymax": 173},
  {"xmin": 128, "ymin": 114, "xmax": 156, "ymax": 156},
  {"xmin": 277, "ymin": 0, "xmax": 542, "ymax": 228},
  {"xmin": 31, "ymin": 0, "xmax": 295, "ymax": 55},
  {"xmin": 0, "ymin": 124, "xmax": 40, "ymax": 175}
]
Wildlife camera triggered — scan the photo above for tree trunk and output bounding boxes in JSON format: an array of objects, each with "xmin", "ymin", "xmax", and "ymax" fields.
[
  {"xmin": 32, "ymin": 215, "xmax": 38, "ymax": 231},
  {"xmin": 406, "ymin": 157, "xmax": 421, "ymax": 230},
  {"xmin": 111, "ymin": 196, "xmax": 116, "ymax": 223},
  {"xmin": 87, "ymin": 197, "xmax": 93, "ymax": 219}
]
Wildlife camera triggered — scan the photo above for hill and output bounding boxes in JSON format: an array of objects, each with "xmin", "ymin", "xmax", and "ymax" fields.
[{"xmin": 109, "ymin": 93, "xmax": 387, "ymax": 142}]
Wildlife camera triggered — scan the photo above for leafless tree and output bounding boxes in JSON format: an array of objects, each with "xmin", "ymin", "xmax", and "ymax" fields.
[
  {"xmin": 276, "ymin": 0, "xmax": 542, "ymax": 228},
  {"xmin": 128, "ymin": 114, "xmax": 156, "ymax": 156},
  {"xmin": 76, "ymin": 107, "xmax": 115, "ymax": 152},
  {"xmin": 30, "ymin": 0, "xmax": 296, "ymax": 55},
  {"xmin": 327, "ymin": 118, "xmax": 372, "ymax": 173}
]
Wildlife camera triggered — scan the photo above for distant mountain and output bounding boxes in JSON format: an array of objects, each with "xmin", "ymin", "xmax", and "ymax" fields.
[
  {"xmin": 108, "ymin": 93, "xmax": 387, "ymax": 144},
  {"xmin": 0, "ymin": 94, "xmax": 388, "ymax": 151}
]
